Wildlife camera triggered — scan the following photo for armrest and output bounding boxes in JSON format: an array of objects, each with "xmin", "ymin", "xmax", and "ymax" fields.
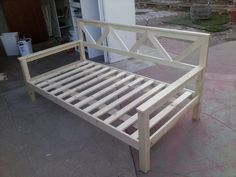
[
  {"xmin": 137, "ymin": 66, "xmax": 203, "ymax": 115},
  {"xmin": 18, "ymin": 40, "xmax": 83, "ymax": 82},
  {"xmin": 18, "ymin": 40, "xmax": 82, "ymax": 63}
]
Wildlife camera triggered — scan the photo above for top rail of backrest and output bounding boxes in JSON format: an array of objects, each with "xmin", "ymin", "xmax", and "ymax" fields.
[
  {"xmin": 77, "ymin": 18, "xmax": 210, "ymax": 71},
  {"xmin": 78, "ymin": 19, "xmax": 209, "ymax": 41}
]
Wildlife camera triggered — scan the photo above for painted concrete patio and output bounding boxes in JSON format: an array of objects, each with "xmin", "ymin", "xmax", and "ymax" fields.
[{"xmin": 0, "ymin": 41, "xmax": 236, "ymax": 177}]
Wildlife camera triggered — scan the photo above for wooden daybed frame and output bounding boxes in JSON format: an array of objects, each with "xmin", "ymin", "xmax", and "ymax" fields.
[{"xmin": 18, "ymin": 19, "xmax": 209, "ymax": 173}]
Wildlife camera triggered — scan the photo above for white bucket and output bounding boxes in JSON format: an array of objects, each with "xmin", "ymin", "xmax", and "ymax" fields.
[
  {"xmin": 0, "ymin": 32, "xmax": 20, "ymax": 56},
  {"xmin": 18, "ymin": 38, "xmax": 33, "ymax": 56},
  {"xmin": 69, "ymin": 30, "xmax": 77, "ymax": 41}
]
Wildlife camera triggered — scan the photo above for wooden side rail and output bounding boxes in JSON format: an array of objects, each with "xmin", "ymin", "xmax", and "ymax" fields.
[
  {"xmin": 18, "ymin": 40, "xmax": 83, "ymax": 63},
  {"xmin": 18, "ymin": 40, "xmax": 85, "ymax": 101},
  {"xmin": 137, "ymin": 66, "xmax": 203, "ymax": 114},
  {"xmin": 18, "ymin": 40, "xmax": 84, "ymax": 82}
]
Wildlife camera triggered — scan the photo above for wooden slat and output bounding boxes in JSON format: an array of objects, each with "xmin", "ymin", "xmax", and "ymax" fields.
[
  {"xmin": 150, "ymin": 96, "xmax": 199, "ymax": 147},
  {"xmin": 93, "ymin": 80, "xmax": 154, "ymax": 117},
  {"xmin": 31, "ymin": 61, "xmax": 88, "ymax": 84},
  {"xmin": 37, "ymin": 62, "xmax": 95, "ymax": 88},
  {"xmin": 83, "ymin": 96, "xmax": 132, "ymax": 123},
  {"xmin": 137, "ymin": 66, "xmax": 203, "ymax": 114},
  {"xmin": 87, "ymin": 61, "xmax": 194, "ymax": 95},
  {"xmin": 74, "ymin": 75, "xmax": 136, "ymax": 108},
  {"xmin": 88, "ymin": 60, "xmax": 175, "ymax": 88},
  {"xmin": 50, "ymin": 67, "xmax": 110, "ymax": 95},
  {"xmin": 131, "ymin": 91, "xmax": 192, "ymax": 139},
  {"xmin": 58, "ymin": 70, "xmax": 118, "ymax": 99},
  {"xmin": 28, "ymin": 83, "xmax": 139, "ymax": 149},
  {"xmin": 42, "ymin": 64, "xmax": 101, "ymax": 91},
  {"xmin": 117, "ymin": 114, "xmax": 138, "ymax": 131},
  {"xmin": 104, "ymin": 83, "xmax": 166, "ymax": 124},
  {"xmin": 83, "ymin": 78, "xmax": 144, "ymax": 112},
  {"xmin": 149, "ymin": 92, "xmax": 192, "ymax": 128},
  {"xmin": 65, "ymin": 72, "xmax": 127, "ymax": 103}
]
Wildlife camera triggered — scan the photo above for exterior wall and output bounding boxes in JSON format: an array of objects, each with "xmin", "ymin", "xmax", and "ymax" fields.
[
  {"xmin": 0, "ymin": 4, "xmax": 9, "ymax": 34},
  {"xmin": 0, "ymin": 3, "xmax": 9, "ymax": 47}
]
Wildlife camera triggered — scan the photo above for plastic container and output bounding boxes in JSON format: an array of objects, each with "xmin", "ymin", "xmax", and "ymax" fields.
[
  {"xmin": 69, "ymin": 30, "xmax": 77, "ymax": 41},
  {"xmin": 0, "ymin": 32, "xmax": 20, "ymax": 56},
  {"xmin": 18, "ymin": 38, "xmax": 33, "ymax": 56}
]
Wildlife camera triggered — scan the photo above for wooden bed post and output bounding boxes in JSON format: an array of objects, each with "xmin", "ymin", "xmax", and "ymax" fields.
[
  {"xmin": 138, "ymin": 111, "xmax": 150, "ymax": 173},
  {"xmin": 20, "ymin": 60, "xmax": 36, "ymax": 101},
  {"xmin": 79, "ymin": 41, "xmax": 86, "ymax": 61},
  {"xmin": 192, "ymin": 36, "xmax": 209, "ymax": 120}
]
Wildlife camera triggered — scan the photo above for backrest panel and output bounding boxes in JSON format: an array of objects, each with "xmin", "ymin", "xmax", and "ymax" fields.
[{"xmin": 77, "ymin": 18, "xmax": 210, "ymax": 71}]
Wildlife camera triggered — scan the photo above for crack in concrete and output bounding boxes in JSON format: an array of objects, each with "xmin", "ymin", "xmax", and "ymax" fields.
[
  {"xmin": 155, "ymin": 171, "xmax": 190, "ymax": 177},
  {"xmin": 201, "ymin": 112, "xmax": 236, "ymax": 133},
  {"xmin": 184, "ymin": 160, "xmax": 236, "ymax": 175}
]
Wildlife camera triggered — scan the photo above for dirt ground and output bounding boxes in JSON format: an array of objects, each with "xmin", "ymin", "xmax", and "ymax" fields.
[{"xmin": 136, "ymin": 9, "xmax": 236, "ymax": 46}]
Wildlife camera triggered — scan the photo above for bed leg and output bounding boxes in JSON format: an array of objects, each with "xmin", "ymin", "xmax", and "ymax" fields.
[
  {"xmin": 192, "ymin": 72, "xmax": 203, "ymax": 121},
  {"xmin": 27, "ymin": 87, "xmax": 36, "ymax": 101},
  {"xmin": 193, "ymin": 36, "xmax": 209, "ymax": 121},
  {"xmin": 20, "ymin": 60, "xmax": 36, "ymax": 101},
  {"xmin": 192, "ymin": 102, "xmax": 201, "ymax": 121},
  {"xmin": 138, "ymin": 111, "xmax": 150, "ymax": 173},
  {"xmin": 79, "ymin": 41, "xmax": 86, "ymax": 60},
  {"xmin": 139, "ymin": 144, "xmax": 150, "ymax": 173}
]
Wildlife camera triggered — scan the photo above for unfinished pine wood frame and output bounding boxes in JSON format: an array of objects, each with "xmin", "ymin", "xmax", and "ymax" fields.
[{"xmin": 18, "ymin": 19, "xmax": 209, "ymax": 173}]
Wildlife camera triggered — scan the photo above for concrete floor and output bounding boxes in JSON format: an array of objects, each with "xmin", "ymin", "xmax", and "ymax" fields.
[{"xmin": 0, "ymin": 41, "xmax": 236, "ymax": 177}]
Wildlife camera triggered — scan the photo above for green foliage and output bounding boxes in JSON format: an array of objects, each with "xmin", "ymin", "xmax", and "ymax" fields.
[{"xmin": 165, "ymin": 14, "xmax": 229, "ymax": 32}]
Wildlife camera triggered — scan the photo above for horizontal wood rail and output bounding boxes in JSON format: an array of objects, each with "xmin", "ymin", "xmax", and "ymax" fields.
[
  {"xmin": 18, "ymin": 40, "xmax": 83, "ymax": 82},
  {"xmin": 78, "ymin": 19, "xmax": 209, "ymax": 41},
  {"xmin": 83, "ymin": 42, "xmax": 195, "ymax": 70},
  {"xmin": 150, "ymin": 96, "xmax": 199, "ymax": 147},
  {"xmin": 18, "ymin": 40, "xmax": 82, "ymax": 63},
  {"xmin": 137, "ymin": 66, "xmax": 203, "ymax": 114}
]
